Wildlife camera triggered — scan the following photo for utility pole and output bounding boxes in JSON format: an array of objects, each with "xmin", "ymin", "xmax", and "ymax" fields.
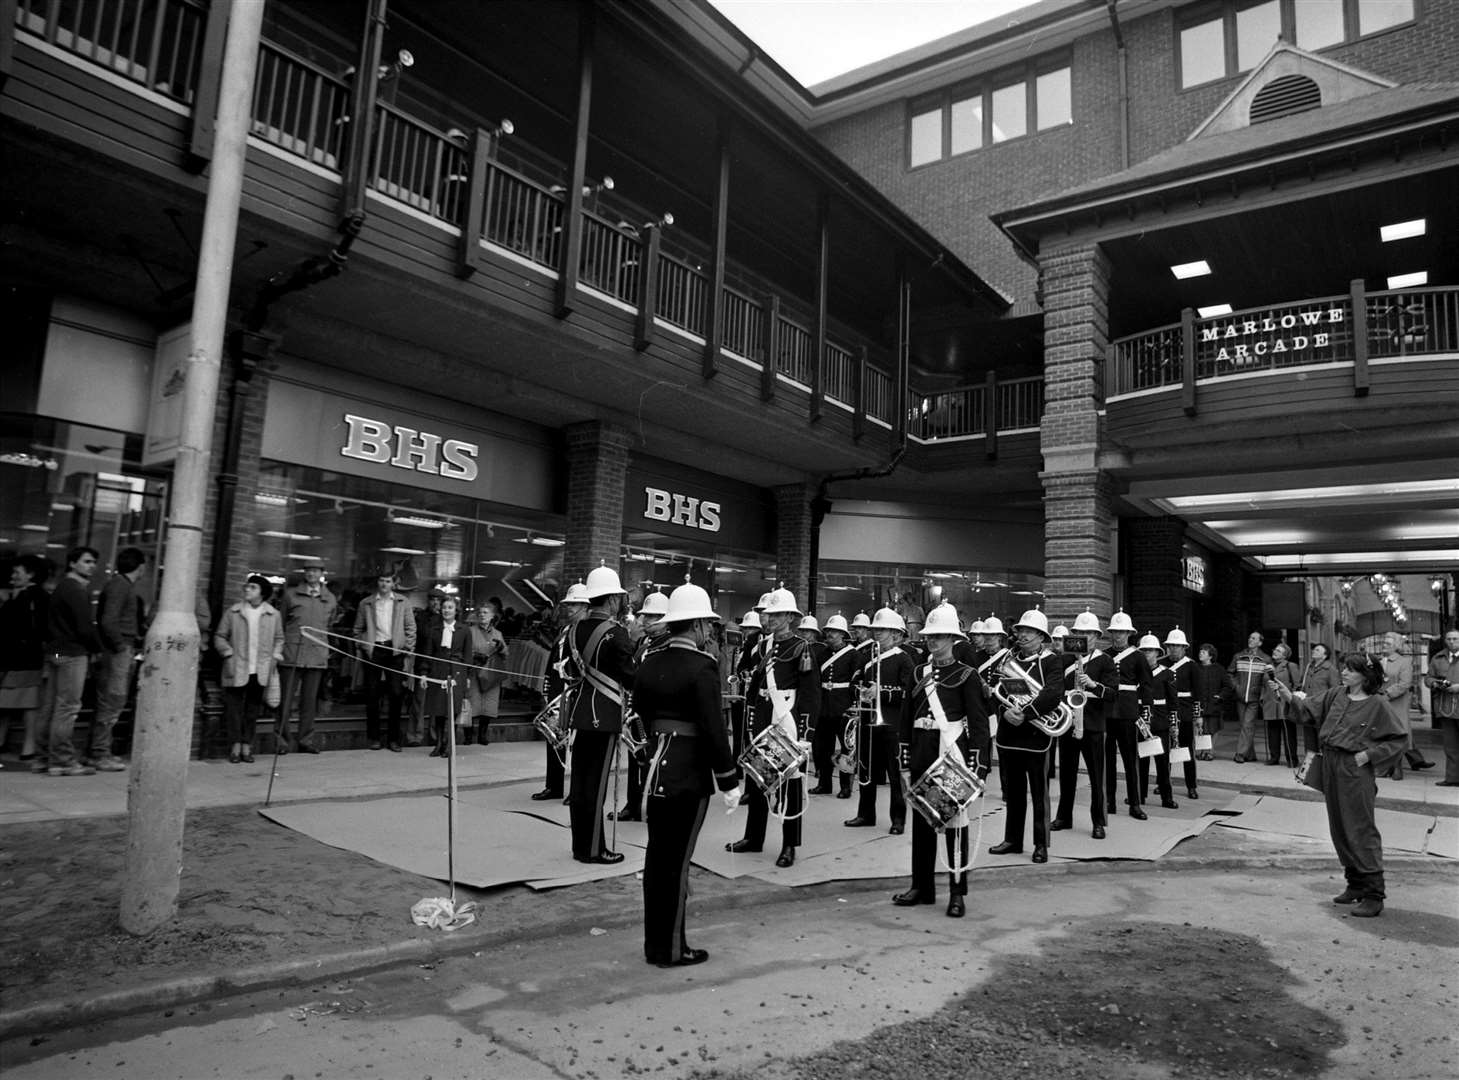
[{"xmin": 120, "ymin": 0, "xmax": 265, "ymax": 935}]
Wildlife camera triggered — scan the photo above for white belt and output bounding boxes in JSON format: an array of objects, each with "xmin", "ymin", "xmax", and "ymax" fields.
[
  {"xmin": 1118, "ymin": 683, "xmax": 1136, "ymax": 691},
  {"xmin": 1151, "ymin": 698, "xmax": 1166, "ymax": 706},
  {"xmin": 1176, "ymin": 692, "xmax": 1192, "ymax": 698},
  {"xmin": 913, "ymin": 717, "xmax": 938, "ymax": 729},
  {"xmin": 822, "ymin": 682, "xmax": 851, "ymax": 690}
]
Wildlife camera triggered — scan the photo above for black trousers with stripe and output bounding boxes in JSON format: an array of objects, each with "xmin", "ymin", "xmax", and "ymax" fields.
[
  {"xmin": 570, "ymin": 730, "xmax": 619, "ymax": 858},
  {"xmin": 643, "ymin": 791, "xmax": 709, "ymax": 963}
]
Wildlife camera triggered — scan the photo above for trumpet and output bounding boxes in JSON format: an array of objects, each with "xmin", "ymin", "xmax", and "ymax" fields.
[{"xmin": 990, "ymin": 651, "xmax": 1074, "ymax": 738}]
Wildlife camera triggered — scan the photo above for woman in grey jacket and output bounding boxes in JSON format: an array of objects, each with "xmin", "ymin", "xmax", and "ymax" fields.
[{"xmin": 214, "ymin": 575, "xmax": 284, "ymax": 763}]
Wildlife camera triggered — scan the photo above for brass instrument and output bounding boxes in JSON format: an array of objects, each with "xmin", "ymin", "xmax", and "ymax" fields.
[
  {"xmin": 1064, "ymin": 655, "xmax": 1088, "ymax": 727},
  {"xmin": 532, "ymin": 691, "xmax": 570, "ymax": 754},
  {"xmin": 989, "ymin": 650, "xmax": 1074, "ymax": 738},
  {"xmin": 621, "ymin": 696, "xmax": 647, "ymax": 756}
]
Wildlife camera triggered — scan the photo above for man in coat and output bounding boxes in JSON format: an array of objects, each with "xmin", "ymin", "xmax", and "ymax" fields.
[
  {"xmin": 353, "ymin": 571, "xmax": 416, "ymax": 752},
  {"xmin": 277, "ymin": 562, "xmax": 338, "ymax": 754}
]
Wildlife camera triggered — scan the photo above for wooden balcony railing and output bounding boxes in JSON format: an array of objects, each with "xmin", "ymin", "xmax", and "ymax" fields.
[
  {"xmin": 372, "ymin": 102, "xmax": 468, "ymax": 222},
  {"xmin": 251, "ymin": 41, "xmax": 349, "ymax": 170},
  {"xmin": 16, "ymin": 0, "xmax": 206, "ymax": 103},
  {"xmin": 479, "ymin": 161, "xmax": 563, "ymax": 269}
]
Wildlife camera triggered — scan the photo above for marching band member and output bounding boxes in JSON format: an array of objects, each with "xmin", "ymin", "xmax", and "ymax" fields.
[
  {"xmin": 727, "ymin": 586, "xmax": 820, "ymax": 868},
  {"xmin": 845, "ymin": 607, "xmax": 914, "ymax": 835},
  {"xmin": 1137, "ymin": 634, "xmax": 1179, "ymax": 810},
  {"xmin": 531, "ymin": 582, "xmax": 589, "ymax": 802},
  {"xmin": 978, "ymin": 614, "xmax": 1009, "ymax": 787},
  {"xmin": 610, "ymin": 590, "xmax": 671, "ymax": 824},
  {"xmin": 1051, "ymin": 609, "xmax": 1109, "ymax": 840},
  {"xmin": 1102, "ymin": 611, "xmax": 1153, "ymax": 820},
  {"xmin": 567, "ymin": 565, "xmax": 637, "ymax": 865},
  {"xmin": 893, "ymin": 603, "xmax": 991, "ymax": 918},
  {"xmin": 1165, "ymin": 628, "xmax": 1200, "ymax": 800},
  {"xmin": 988, "ymin": 609, "xmax": 1064, "ymax": 863},
  {"xmin": 635, "ymin": 583, "xmax": 739, "ymax": 967},
  {"xmin": 810, "ymin": 614, "xmax": 857, "ymax": 797},
  {"xmin": 729, "ymin": 606, "xmax": 765, "ymax": 759}
]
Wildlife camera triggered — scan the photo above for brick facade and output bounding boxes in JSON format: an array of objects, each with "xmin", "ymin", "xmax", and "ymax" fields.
[
  {"xmin": 1126, "ymin": 516, "xmax": 1188, "ymax": 639},
  {"xmin": 773, "ymin": 481, "xmax": 816, "ymax": 608},
  {"xmin": 563, "ymin": 421, "xmax": 634, "ymax": 588}
]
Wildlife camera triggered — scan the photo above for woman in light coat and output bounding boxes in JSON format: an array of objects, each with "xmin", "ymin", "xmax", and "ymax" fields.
[
  {"xmin": 466, "ymin": 603, "xmax": 508, "ymax": 746},
  {"xmin": 214, "ymin": 575, "xmax": 284, "ymax": 763}
]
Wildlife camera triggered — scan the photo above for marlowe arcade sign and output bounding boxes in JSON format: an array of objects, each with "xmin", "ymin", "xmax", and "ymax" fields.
[{"xmin": 1200, "ymin": 305, "xmax": 1343, "ymax": 363}]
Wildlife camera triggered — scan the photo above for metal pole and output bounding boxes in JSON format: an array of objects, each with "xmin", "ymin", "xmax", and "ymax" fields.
[{"xmin": 120, "ymin": 0, "xmax": 266, "ymax": 936}]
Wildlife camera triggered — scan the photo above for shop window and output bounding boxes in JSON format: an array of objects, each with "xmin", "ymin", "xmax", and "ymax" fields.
[
  {"xmin": 905, "ymin": 55, "xmax": 1071, "ymax": 167},
  {"xmin": 817, "ymin": 561, "xmax": 1045, "ymax": 627}
]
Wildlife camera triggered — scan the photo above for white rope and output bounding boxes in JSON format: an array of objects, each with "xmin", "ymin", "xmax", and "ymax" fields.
[{"xmin": 299, "ymin": 627, "xmax": 539, "ymax": 684}]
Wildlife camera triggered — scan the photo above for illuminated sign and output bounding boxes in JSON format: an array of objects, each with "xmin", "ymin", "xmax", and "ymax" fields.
[
  {"xmin": 1182, "ymin": 553, "xmax": 1208, "ymax": 594},
  {"xmin": 0, "ymin": 452, "xmax": 59, "ymax": 471},
  {"xmin": 643, "ymin": 487, "xmax": 721, "ymax": 533},
  {"xmin": 340, "ymin": 414, "xmax": 479, "ymax": 482}
]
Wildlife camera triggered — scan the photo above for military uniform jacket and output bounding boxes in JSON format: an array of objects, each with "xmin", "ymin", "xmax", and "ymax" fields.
[
  {"xmin": 905, "ymin": 659, "xmax": 991, "ymax": 777},
  {"xmin": 1072, "ymin": 648, "xmax": 1112, "ymax": 734},
  {"xmin": 634, "ymin": 642, "xmax": 738, "ymax": 799},
  {"xmin": 855, "ymin": 644, "xmax": 916, "ymax": 732},
  {"xmin": 1148, "ymin": 662, "xmax": 1174, "ymax": 723},
  {"xmin": 994, "ymin": 647, "xmax": 1064, "ymax": 754},
  {"xmin": 1103, "ymin": 645, "xmax": 1155, "ymax": 720},
  {"xmin": 819, "ymin": 641, "xmax": 860, "ymax": 723},
  {"xmin": 544, "ymin": 622, "xmax": 578, "ymax": 702},
  {"xmin": 745, "ymin": 633, "xmax": 821, "ymax": 740},
  {"xmin": 567, "ymin": 612, "xmax": 636, "ymax": 733},
  {"xmin": 1166, "ymin": 655, "xmax": 1196, "ymax": 722}
]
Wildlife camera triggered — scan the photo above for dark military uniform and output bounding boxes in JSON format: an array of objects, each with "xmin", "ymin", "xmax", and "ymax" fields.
[
  {"xmin": 851, "ymin": 642, "xmax": 916, "ymax": 829},
  {"xmin": 904, "ymin": 658, "xmax": 991, "ymax": 900},
  {"xmin": 729, "ymin": 627, "xmax": 762, "ymax": 759},
  {"xmin": 734, "ymin": 632, "xmax": 820, "ymax": 853},
  {"xmin": 813, "ymin": 640, "xmax": 859, "ymax": 796},
  {"xmin": 536, "ymin": 620, "xmax": 578, "ymax": 799},
  {"xmin": 1054, "ymin": 647, "xmax": 1110, "ymax": 831},
  {"xmin": 1103, "ymin": 642, "xmax": 1155, "ymax": 815},
  {"xmin": 1138, "ymin": 658, "xmax": 1177, "ymax": 806},
  {"xmin": 1167, "ymin": 654, "xmax": 1199, "ymax": 797},
  {"xmin": 993, "ymin": 647, "xmax": 1064, "ymax": 851},
  {"xmin": 635, "ymin": 641, "xmax": 738, "ymax": 965},
  {"xmin": 567, "ymin": 610, "xmax": 636, "ymax": 860},
  {"xmin": 614, "ymin": 631, "xmax": 663, "ymax": 820}
]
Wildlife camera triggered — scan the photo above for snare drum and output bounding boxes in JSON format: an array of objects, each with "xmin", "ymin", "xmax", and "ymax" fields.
[
  {"xmin": 738, "ymin": 724, "xmax": 809, "ymax": 799},
  {"xmin": 907, "ymin": 750, "xmax": 985, "ymax": 832}
]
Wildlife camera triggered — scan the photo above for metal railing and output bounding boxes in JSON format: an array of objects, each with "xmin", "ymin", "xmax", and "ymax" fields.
[
  {"xmin": 1110, "ymin": 324, "xmax": 1183, "ymax": 395},
  {"xmin": 479, "ymin": 161, "xmax": 563, "ymax": 270},
  {"xmin": 996, "ymin": 376, "xmax": 1044, "ymax": 430},
  {"xmin": 251, "ymin": 41, "xmax": 349, "ymax": 169},
  {"xmin": 16, "ymin": 0, "xmax": 206, "ymax": 103},
  {"xmin": 1368, "ymin": 286, "xmax": 1459, "ymax": 359},
  {"xmin": 578, "ymin": 212, "xmax": 642, "ymax": 305},
  {"xmin": 372, "ymin": 103, "xmax": 467, "ymax": 223}
]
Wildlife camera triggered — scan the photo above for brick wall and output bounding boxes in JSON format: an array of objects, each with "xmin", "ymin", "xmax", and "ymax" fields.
[
  {"xmin": 563, "ymin": 421, "xmax": 633, "ymax": 588},
  {"xmin": 774, "ymin": 481, "xmax": 816, "ymax": 609},
  {"xmin": 1126, "ymin": 516, "xmax": 1187, "ymax": 638},
  {"xmin": 199, "ymin": 356, "xmax": 270, "ymax": 623},
  {"xmin": 1042, "ymin": 469, "xmax": 1115, "ymax": 625}
]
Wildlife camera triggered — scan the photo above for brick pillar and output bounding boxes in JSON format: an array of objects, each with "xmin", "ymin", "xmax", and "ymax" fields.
[
  {"xmin": 773, "ymin": 481, "xmax": 815, "ymax": 611},
  {"xmin": 200, "ymin": 352, "xmax": 271, "ymax": 618},
  {"xmin": 564, "ymin": 421, "xmax": 633, "ymax": 587},
  {"xmin": 1039, "ymin": 242, "xmax": 1114, "ymax": 624},
  {"xmin": 1127, "ymin": 516, "xmax": 1186, "ymax": 637}
]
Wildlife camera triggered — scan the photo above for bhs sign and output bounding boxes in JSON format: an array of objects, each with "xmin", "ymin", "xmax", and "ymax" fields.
[
  {"xmin": 340, "ymin": 413, "xmax": 479, "ymax": 482},
  {"xmin": 643, "ymin": 486, "xmax": 721, "ymax": 533}
]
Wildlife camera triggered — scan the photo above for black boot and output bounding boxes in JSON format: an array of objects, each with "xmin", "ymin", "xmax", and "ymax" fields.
[{"xmin": 475, "ymin": 718, "xmax": 491, "ymax": 746}]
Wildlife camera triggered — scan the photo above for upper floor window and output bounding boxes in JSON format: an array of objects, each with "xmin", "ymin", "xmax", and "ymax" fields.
[
  {"xmin": 907, "ymin": 61, "xmax": 1072, "ymax": 168},
  {"xmin": 1178, "ymin": 0, "xmax": 1416, "ymax": 89}
]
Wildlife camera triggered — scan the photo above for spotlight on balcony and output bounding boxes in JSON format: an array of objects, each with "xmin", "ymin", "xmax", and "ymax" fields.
[
  {"xmin": 491, "ymin": 118, "xmax": 515, "ymax": 139},
  {"xmin": 643, "ymin": 212, "xmax": 675, "ymax": 230},
  {"xmin": 585, "ymin": 175, "xmax": 614, "ymax": 195},
  {"xmin": 378, "ymin": 49, "xmax": 414, "ymax": 81}
]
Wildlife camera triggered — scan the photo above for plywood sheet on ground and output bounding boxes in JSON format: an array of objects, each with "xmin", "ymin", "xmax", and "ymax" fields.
[{"xmin": 1214, "ymin": 795, "xmax": 1452, "ymax": 857}]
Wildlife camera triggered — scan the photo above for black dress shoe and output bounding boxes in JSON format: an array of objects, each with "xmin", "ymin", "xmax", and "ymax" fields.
[
  {"xmin": 725, "ymin": 839, "xmax": 762, "ymax": 854},
  {"xmin": 1413, "ymin": 760, "xmax": 1436, "ymax": 770},
  {"xmin": 1091, "ymin": 825, "xmax": 1106, "ymax": 839},
  {"xmin": 1032, "ymin": 846, "xmax": 1048, "ymax": 864},
  {"xmin": 835, "ymin": 789, "xmax": 853, "ymax": 798},
  {"xmin": 1049, "ymin": 818, "xmax": 1072, "ymax": 832},
  {"xmin": 1437, "ymin": 780, "xmax": 1459, "ymax": 787},
  {"xmin": 946, "ymin": 895, "xmax": 965, "ymax": 918},
  {"xmin": 1160, "ymin": 798, "xmax": 1179, "ymax": 810},
  {"xmin": 988, "ymin": 841, "xmax": 1023, "ymax": 855},
  {"xmin": 428, "ymin": 747, "xmax": 445, "ymax": 758},
  {"xmin": 655, "ymin": 948, "xmax": 710, "ymax": 968},
  {"xmin": 530, "ymin": 789, "xmax": 562, "ymax": 801},
  {"xmin": 888, "ymin": 822, "xmax": 904, "ymax": 835},
  {"xmin": 609, "ymin": 810, "xmax": 642, "ymax": 822},
  {"xmin": 1186, "ymin": 789, "xmax": 1199, "ymax": 799},
  {"xmin": 240, "ymin": 750, "xmax": 255, "ymax": 763},
  {"xmin": 775, "ymin": 846, "xmax": 796, "ymax": 868},
  {"xmin": 229, "ymin": 751, "xmax": 241, "ymax": 764},
  {"xmin": 369, "ymin": 741, "xmax": 382, "ymax": 751},
  {"xmin": 276, "ymin": 742, "xmax": 289, "ymax": 756},
  {"xmin": 1129, "ymin": 806, "xmax": 1148, "ymax": 820},
  {"xmin": 388, "ymin": 742, "xmax": 402, "ymax": 752},
  {"xmin": 1266, "ymin": 759, "xmax": 1283, "ymax": 766},
  {"xmin": 892, "ymin": 888, "xmax": 933, "ymax": 906},
  {"xmin": 808, "ymin": 784, "xmax": 833, "ymax": 795},
  {"xmin": 576, "ymin": 851, "xmax": 625, "ymax": 865},
  {"xmin": 299, "ymin": 743, "xmax": 320, "ymax": 755},
  {"xmin": 844, "ymin": 816, "xmax": 875, "ymax": 827}
]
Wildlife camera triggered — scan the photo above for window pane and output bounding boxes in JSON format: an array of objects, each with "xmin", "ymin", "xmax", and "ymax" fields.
[
  {"xmin": 990, "ymin": 82, "xmax": 1026, "ymax": 142},
  {"xmin": 1236, "ymin": 1, "xmax": 1281, "ymax": 69},
  {"xmin": 1294, "ymin": 0, "xmax": 1345, "ymax": 49},
  {"xmin": 950, "ymin": 95, "xmax": 983, "ymax": 153},
  {"xmin": 1180, "ymin": 17, "xmax": 1226, "ymax": 87},
  {"xmin": 1036, "ymin": 67, "xmax": 1072, "ymax": 129},
  {"xmin": 909, "ymin": 107, "xmax": 942, "ymax": 166},
  {"xmin": 1358, "ymin": 0, "xmax": 1414, "ymax": 35}
]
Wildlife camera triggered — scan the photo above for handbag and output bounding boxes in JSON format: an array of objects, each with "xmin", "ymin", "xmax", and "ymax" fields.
[
  {"xmin": 265, "ymin": 669, "xmax": 282, "ymax": 708},
  {"xmin": 1295, "ymin": 751, "xmax": 1324, "ymax": 794}
]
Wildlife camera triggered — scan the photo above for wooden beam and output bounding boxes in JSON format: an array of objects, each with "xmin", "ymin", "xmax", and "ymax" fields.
[
  {"xmin": 984, "ymin": 369, "xmax": 998, "ymax": 459},
  {"xmin": 0, "ymin": 0, "xmax": 15, "ymax": 90},
  {"xmin": 455, "ymin": 128, "xmax": 491, "ymax": 278},
  {"xmin": 810, "ymin": 190, "xmax": 828, "ymax": 423},
  {"xmin": 761, "ymin": 294, "xmax": 779, "ymax": 402},
  {"xmin": 339, "ymin": 0, "xmax": 388, "ymax": 222},
  {"xmin": 1181, "ymin": 306, "xmax": 1197, "ymax": 416},
  {"xmin": 852, "ymin": 346, "xmax": 866, "ymax": 441},
  {"xmin": 555, "ymin": 3, "xmax": 594, "ymax": 317},
  {"xmin": 634, "ymin": 224, "xmax": 662, "ymax": 350},
  {"xmin": 703, "ymin": 114, "xmax": 731, "ymax": 379},
  {"xmin": 1351, "ymin": 278, "xmax": 1370, "ymax": 398},
  {"xmin": 184, "ymin": 0, "xmax": 231, "ymax": 169},
  {"xmin": 894, "ymin": 263, "xmax": 909, "ymax": 448}
]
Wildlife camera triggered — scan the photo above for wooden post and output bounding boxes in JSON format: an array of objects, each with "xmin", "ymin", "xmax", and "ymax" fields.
[
  {"xmin": 761, "ymin": 294, "xmax": 779, "ymax": 402},
  {"xmin": 852, "ymin": 346, "xmax": 867, "ymax": 441},
  {"xmin": 455, "ymin": 128, "xmax": 491, "ymax": 278},
  {"xmin": 184, "ymin": 0, "xmax": 231, "ymax": 169},
  {"xmin": 339, "ymin": 0, "xmax": 387, "ymax": 222},
  {"xmin": 984, "ymin": 369, "xmax": 998, "ymax": 459},
  {"xmin": 0, "ymin": 0, "xmax": 16, "ymax": 90},
  {"xmin": 703, "ymin": 115, "xmax": 731, "ymax": 379},
  {"xmin": 1181, "ymin": 306, "xmax": 1197, "ymax": 416},
  {"xmin": 634, "ymin": 224, "xmax": 662, "ymax": 350},
  {"xmin": 810, "ymin": 192, "xmax": 828, "ymax": 423},
  {"xmin": 555, "ymin": 4, "xmax": 594, "ymax": 316},
  {"xmin": 894, "ymin": 264, "xmax": 909, "ymax": 448},
  {"xmin": 1350, "ymin": 278, "xmax": 1369, "ymax": 397}
]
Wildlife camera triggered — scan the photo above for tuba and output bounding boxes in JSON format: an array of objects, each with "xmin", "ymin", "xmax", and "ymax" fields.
[{"xmin": 989, "ymin": 650, "xmax": 1074, "ymax": 738}]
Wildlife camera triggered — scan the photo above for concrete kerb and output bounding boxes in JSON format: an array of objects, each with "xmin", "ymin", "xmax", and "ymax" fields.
[{"xmin": 3, "ymin": 851, "xmax": 1452, "ymax": 1043}]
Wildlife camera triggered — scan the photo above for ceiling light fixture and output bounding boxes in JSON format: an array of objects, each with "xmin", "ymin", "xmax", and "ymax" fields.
[
  {"xmin": 1386, "ymin": 270, "xmax": 1428, "ymax": 289},
  {"xmin": 390, "ymin": 513, "xmax": 451, "ymax": 530},
  {"xmin": 1197, "ymin": 303, "xmax": 1233, "ymax": 318},
  {"xmin": 1170, "ymin": 260, "xmax": 1211, "ymax": 279},
  {"xmin": 1379, "ymin": 218, "xmax": 1426, "ymax": 242},
  {"xmin": 380, "ymin": 546, "xmax": 427, "ymax": 556}
]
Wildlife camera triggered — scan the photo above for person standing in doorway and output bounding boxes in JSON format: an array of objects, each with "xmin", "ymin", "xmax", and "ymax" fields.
[
  {"xmin": 1231, "ymin": 631, "xmax": 1272, "ymax": 763},
  {"xmin": 1, "ymin": 555, "xmax": 52, "ymax": 766},
  {"xmin": 277, "ymin": 562, "xmax": 337, "ymax": 754},
  {"xmin": 89, "ymin": 547, "xmax": 148, "ymax": 770},
  {"xmin": 214, "ymin": 574, "xmax": 284, "ymax": 764},
  {"xmin": 1378, "ymin": 631, "xmax": 1435, "ymax": 778},
  {"xmin": 1263, "ymin": 642, "xmax": 1301, "ymax": 767},
  {"xmin": 1298, "ymin": 643, "xmax": 1342, "ymax": 756},
  {"xmin": 1425, "ymin": 629, "xmax": 1459, "ymax": 786},
  {"xmin": 36, "ymin": 546, "xmax": 102, "ymax": 776},
  {"xmin": 353, "ymin": 571, "xmax": 415, "ymax": 752}
]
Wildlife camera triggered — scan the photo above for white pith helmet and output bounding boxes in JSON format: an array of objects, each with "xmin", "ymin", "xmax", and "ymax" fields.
[
  {"xmin": 921, "ymin": 602, "xmax": 965, "ymax": 638},
  {"xmin": 969, "ymin": 618, "xmax": 987, "ymax": 635},
  {"xmin": 1107, "ymin": 610, "xmax": 1135, "ymax": 633},
  {"xmin": 584, "ymin": 564, "xmax": 626, "ymax": 599},
  {"xmin": 1164, "ymin": 627, "xmax": 1190, "ymax": 647},
  {"xmin": 562, "ymin": 582, "xmax": 590, "ymax": 606},
  {"xmin": 798, "ymin": 614, "xmax": 822, "ymax": 634},
  {"xmin": 1138, "ymin": 633, "xmax": 1162, "ymax": 651},
  {"xmin": 663, "ymin": 582, "xmax": 718, "ymax": 624},
  {"xmin": 1013, "ymin": 609, "xmax": 1051, "ymax": 638},
  {"xmin": 984, "ymin": 615, "xmax": 1006, "ymax": 636},
  {"xmin": 761, "ymin": 586, "xmax": 802, "ymax": 616},
  {"xmin": 1052, "ymin": 624, "xmax": 1071, "ymax": 639},
  {"xmin": 871, "ymin": 607, "xmax": 907, "ymax": 632},
  {"xmin": 851, "ymin": 611, "xmax": 872, "ymax": 628},
  {"xmin": 638, "ymin": 591, "xmax": 669, "ymax": 619},
  {"xmin": 824, "ymin": 613, "xmax": 849, "ymax": 634},
  {"xmin": 1072, "ymin": 609, "xmax": 1102, "ymax": 633},
  {"xmin": 739, "ymin": 610, "xmax": 761, "ymax": 630},
  {"xmin": 755, "ymin": 592, "xmax": 772, "ymax": 612}
]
